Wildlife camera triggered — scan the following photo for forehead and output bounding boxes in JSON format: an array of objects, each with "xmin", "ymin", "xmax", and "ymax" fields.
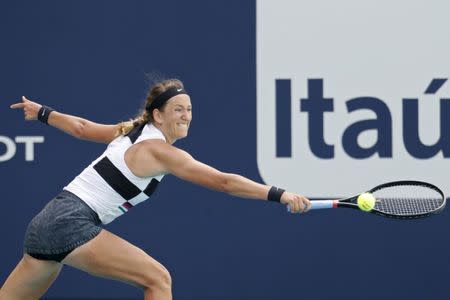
[{"xmin": 166, "ymin": 94, "xmax": 191, "ymax": 107}]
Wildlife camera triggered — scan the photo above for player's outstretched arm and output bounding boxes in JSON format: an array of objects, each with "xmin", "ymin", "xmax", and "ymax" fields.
[
  {"xmin": 10, "ymin": 96, "xmax": 120, "ymax": 143},
  {"xmin": 149, "ymin": 140, "xmax": 311, "ymax": 213}
]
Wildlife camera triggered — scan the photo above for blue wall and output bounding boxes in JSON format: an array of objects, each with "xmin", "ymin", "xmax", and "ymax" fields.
[{"xmin": 1, "ymin": 1, "xmax": 449, "ymax": 299}]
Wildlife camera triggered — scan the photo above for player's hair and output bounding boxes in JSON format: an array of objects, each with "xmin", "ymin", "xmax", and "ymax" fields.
[{"xmin": 118, "ymin": 78, "xmax": 185, "ymax": 136}]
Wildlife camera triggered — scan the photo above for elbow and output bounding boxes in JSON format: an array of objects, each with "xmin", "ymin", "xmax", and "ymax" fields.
[
  {"xmin": 217, "ymin": 173, "xmax": 237, "ymax": 194},
  {"xmin": 72, "ymin": 120, "xmax": 86, "ymax": 139}
]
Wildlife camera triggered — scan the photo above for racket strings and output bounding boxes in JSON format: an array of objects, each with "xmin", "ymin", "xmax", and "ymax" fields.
[{"xmin": 374, "ymin": 197, "xmax": 443, "ymax": 215}]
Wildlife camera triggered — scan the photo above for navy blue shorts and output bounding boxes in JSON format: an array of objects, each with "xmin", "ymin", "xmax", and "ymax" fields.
[{"xmin": 23, "ymin": 190, "xmax": 102, "ymax": 262}]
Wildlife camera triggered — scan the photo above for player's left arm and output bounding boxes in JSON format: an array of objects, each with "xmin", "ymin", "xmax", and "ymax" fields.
[{"xmin": 10, "ymin": 96, "xmax": 120, "ymax": 143}]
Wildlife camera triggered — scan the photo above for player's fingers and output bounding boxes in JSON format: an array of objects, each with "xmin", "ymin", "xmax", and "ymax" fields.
[
  {"xmin": 302, "ymin": 197, "xmax": 311, "ymax": 213},
  {"xmin": 292, "ymin": 198, "xmax": 300, "ymax": 213},
  {"xmin": 22, "ymin": 96, "xmax": 30, "ymax": 102},
  {"xmin": 297, "ymin": 196, "xmax": 305, "ymax": 213},
  {"xmin": 24, "ymin": 112, "xmax": 33, "ymax": 121},
  {"xmin": 10, "ymin": 103, "xmax": 25, "ymax": 109},
  {"xmin": 289, "ymin": 201, "xmax": 297, "ymax": 213},
  {"xmin": 298, "ymin": 198, "xmax": 306, "ymax": 213}
]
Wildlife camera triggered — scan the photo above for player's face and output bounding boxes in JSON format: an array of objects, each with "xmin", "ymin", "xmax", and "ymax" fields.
[{"xmin": 157, "ymin": 94, "xmax": 192, "ymax": 143}]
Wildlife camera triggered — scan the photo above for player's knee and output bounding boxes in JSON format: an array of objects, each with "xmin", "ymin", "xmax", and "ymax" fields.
[
  {"xmin": 152, "ymin": 265, "xmax": 172, "ymax": 291},
  {"xmin": 143, "ymin": 264, "xmax": 172, "ymax": 292},
  {"xmin": 157, "ymin": 267, "xmax": 172, "ymax": 290}
]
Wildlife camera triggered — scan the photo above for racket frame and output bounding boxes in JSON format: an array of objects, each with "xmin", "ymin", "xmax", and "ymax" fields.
[{"xmin": 315, "ymin": 180, "xmax": 446, "ymax": 219}]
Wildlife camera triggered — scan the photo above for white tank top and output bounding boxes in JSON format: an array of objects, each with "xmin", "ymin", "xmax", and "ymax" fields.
[{"xmin": 64, "ymin": 123, "xmax": 166, "ymax": 224}]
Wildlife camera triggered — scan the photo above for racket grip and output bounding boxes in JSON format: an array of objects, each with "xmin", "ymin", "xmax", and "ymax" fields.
[
  {"xmin": 310, "ymin": 200, "xmax": 335, "ymax": 210},
  {"xmin": 286, "ymin": 200, "xmax": 336, "ymax": 212}
]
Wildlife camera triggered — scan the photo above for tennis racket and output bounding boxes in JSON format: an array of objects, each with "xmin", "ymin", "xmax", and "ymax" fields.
[{"xmin": 302, "ymin": 180, "xmax": 446, "ymax": 219}]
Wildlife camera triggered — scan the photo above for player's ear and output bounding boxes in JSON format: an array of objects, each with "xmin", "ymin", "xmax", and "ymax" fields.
[{"xmin": 152, "ymin": 109, "xmax": 163, "ymax": 124}]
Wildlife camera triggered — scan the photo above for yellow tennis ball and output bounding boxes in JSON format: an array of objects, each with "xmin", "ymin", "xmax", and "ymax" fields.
[{"xmin": 357, "ymin": 193, "xmax": 376, "ymax": 212}]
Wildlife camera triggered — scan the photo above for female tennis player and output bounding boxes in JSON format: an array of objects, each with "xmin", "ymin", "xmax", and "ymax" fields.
[{"xmin": 1, "ymin": 78, "xmax": 311, "ymax": 300}]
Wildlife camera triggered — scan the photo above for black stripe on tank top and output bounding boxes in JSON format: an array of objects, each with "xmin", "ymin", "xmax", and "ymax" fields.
[
  {"xmin": 143, "ymin": 178, "xmax": 159, "ymax": 197},
  {"xmin": 93, "ymin": 156, "xmax": 141, "ymax": 200},
  {"xmin": 126, "ymin": 123, "xmax": 146, "ymax": 144}
]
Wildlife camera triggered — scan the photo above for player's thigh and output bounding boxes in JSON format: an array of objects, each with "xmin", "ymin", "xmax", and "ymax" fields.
[
  {"xmin": 62, "ymin": 230, "xmax": 170, "ymax": 288},
  {"xmin": 1, "ymin": 254, "xmax": 62, "ymax": 299}
]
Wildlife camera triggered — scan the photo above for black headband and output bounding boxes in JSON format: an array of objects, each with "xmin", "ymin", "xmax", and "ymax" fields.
[{"xmin": 146, "ymin": 87, "xmax": 188, "ymax": 112}]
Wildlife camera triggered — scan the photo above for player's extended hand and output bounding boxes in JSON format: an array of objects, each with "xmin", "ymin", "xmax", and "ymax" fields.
[
  {"xmin": 10, "ymin": 96, "xmax": 42, "ymax": 121},
  {"xmin": 281, "ymin": 192, "xmax": 311, "ymax": 213}
]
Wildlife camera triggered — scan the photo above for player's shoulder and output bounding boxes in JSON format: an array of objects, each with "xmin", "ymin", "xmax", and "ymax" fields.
[{"xmin": 137, "ymin": 139, "xmax": 190, "ymax": 159}]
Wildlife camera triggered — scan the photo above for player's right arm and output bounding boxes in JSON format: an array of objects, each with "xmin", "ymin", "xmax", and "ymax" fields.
[
  {"xmin": 143, "ymin": 140, "xmax": 311, "ymax": 213},
  {"xmin": 10, "ymin": 96, "xmax": 120, "ymax": 143}
]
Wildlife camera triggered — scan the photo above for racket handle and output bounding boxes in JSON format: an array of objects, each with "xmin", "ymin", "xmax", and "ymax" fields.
[
  {"xmin": 287, "ymin": 200, "xmax": 336, "ymax": 213},
  {"xmin": 310, "ymin": 200, "xmax": 336, "ymax": 210}
]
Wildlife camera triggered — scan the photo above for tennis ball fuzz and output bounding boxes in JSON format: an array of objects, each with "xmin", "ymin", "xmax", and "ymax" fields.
[{"xmin": 357, "ymin": 193, "xmax": 376, "ymax": 212}]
